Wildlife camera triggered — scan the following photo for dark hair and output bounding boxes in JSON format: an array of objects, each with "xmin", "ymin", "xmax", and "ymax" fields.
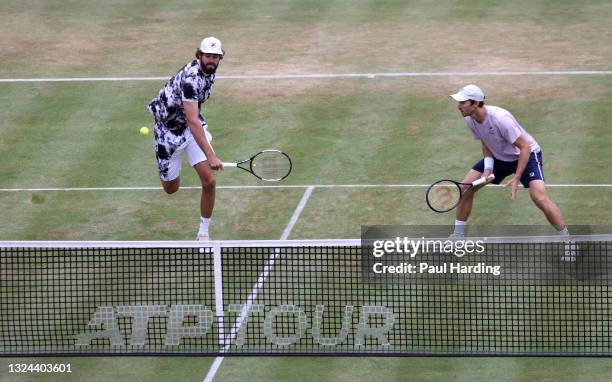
[{"xmin": 469, "ymin": 100, "xmax": 485, "ymax": 107}]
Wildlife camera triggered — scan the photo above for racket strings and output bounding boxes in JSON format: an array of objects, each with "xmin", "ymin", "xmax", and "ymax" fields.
[
  {"xmin": 427, "ymin": 181, "xmax": 462, "ymax": 212},
  {"xmin": 251, "ymin": 151, "xmax": 291, "ymax": 181}
]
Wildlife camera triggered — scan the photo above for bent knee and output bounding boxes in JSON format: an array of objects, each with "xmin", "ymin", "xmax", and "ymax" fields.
[
  {"xmin": 161, "ymin": 179, "xmax": 180, "ymax": 194},
  {"xmin": 529, "ymin": 192, "xmax": 549, "ymax": 206},
  {"xmin": 202, "ymin": 176, "xmax": 216, "ymax": 189},
  {"xmin": 163, "ymin": 185, "xmax": 179, "ymax": 194}
]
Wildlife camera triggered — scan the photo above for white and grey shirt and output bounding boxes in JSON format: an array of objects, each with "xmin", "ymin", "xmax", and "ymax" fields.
[
  {"xmin": 465, "ymin": 105, "xmax": 540, "ymax": 161},
  {"xmin": 147, "ymin": 60, "xmax": 215, "ymax": 134}
]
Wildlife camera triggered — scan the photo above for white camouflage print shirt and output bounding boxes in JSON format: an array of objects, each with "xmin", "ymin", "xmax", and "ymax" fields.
[{"xmin": 147, "ymin": 59, "xmax": 215, "ymax": 134}]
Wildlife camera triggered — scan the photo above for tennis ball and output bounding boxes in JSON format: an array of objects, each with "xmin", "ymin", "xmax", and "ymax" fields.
[{"xmin": 140, "ymin": 126, "xmax": 149, "ymax": 136}]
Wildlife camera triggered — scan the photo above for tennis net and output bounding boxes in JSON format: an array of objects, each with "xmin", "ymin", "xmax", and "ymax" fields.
[{"xmin": 1, "ymin": 236, "xmax": 611, "ymax": 356}]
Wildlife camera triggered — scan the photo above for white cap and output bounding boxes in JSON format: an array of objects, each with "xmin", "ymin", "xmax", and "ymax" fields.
[
  {"xmin": 450, "ymin": 84, "xmax": 485, "ymax": 102},
  {"xmin": 199, "ymin": 37, "xmax": 223, "ymax": 56}
]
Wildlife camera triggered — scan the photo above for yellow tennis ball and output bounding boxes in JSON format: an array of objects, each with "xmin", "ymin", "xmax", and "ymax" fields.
[{"xmin": 140, "ymin": 126, "xmax": 149, "ymax": 136}]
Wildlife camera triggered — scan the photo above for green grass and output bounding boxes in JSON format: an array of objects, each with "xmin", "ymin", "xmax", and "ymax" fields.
[
  {"xmin": 2, "ymin": 77, "xmax": 611, "ymax": 240},
  {"xmin": 2, "ymin": 357, "xmax": 611, "ymax": 382},
  {"xmin": 2, "ymin": 0, "xmax": 612, "ymax": 77},
  {"xmin": 2, "ymin": 0, "xmax": 612, "ymax": 381},
  {"xmin": 0, "ymin": 357, "xmax": 216, "ymax": 382},
  {"xmin": 213, "ymin": 357, "xmax": 612, "ymax": 382}
]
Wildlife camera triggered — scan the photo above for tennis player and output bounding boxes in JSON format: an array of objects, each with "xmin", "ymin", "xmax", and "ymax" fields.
[
  {"xmin": 147, "ymin": 37, "xmax": 225, "ymax": 241},
  {"xmin": 449, "ymin": 84, "xmax": 571, "ymax": 240}
]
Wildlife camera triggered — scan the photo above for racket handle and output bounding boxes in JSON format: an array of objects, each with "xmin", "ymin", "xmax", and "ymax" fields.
[
  {"xmin": 222, "ymin": 162, "xmax": 238, "ymax": 168},
  {"xmin": 472, "ymin": 174, "xmax": 495, "ymax": 186}
]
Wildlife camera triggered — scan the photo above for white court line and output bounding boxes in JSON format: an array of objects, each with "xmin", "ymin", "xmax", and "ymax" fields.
[
  {"xmin": 279, "ymin": 186, "xmax": 315, "ymax": 240},
  {"xmin": 202, "ymin": 186, "xmax": 315, "ymax": 382},
  {"xmin": 1, "ymin": 183, "xmax": 612, "ymax": 193},
  {"xmin": 1, "ymin": 70, "xmax": 612, "ymax": 83}
]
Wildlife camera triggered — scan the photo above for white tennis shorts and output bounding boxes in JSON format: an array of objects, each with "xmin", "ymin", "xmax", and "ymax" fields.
[{"xmin": 158, "ymin": 127, "xmax": 213, "ymax": 181}]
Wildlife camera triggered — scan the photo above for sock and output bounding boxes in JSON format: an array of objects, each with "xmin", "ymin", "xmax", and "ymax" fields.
[
  {"xmin": 454, "ymin": 220, "xmax": 467, "ymax": 236},
  {"xmin": 199, "ymin": 217, "xmax": 210, "ymax": 235},
  {"xmin": 558, "ymin": 226, "xmax": 570, "ymax": 236}
]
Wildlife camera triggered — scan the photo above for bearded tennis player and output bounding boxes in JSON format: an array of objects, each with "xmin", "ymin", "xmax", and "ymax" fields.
[{"xmin": 147, "ymin": 37, "xmax": 225, "ymax": 241}]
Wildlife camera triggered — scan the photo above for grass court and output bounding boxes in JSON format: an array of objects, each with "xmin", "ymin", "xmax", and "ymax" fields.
[{"xmin": 1, "ymin": 1, "xmax": 612, "ymax": 381}]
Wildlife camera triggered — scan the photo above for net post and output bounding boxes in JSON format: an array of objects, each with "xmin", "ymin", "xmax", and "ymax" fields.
[{"xmin": 212, "ymin": 242, "xmax": 226, "ymax": 350}]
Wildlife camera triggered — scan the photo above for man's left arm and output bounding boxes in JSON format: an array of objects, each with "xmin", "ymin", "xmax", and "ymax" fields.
[{"xmin": 506, "ymin": 135, "xmax": 531, "ymax": 200}]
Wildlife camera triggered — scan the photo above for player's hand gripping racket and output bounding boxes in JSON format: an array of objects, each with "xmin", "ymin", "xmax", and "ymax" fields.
[
  {"xmin": 426, "ymin": 174, "xmax": 495, "ymax": 213},
  {"xmin": 223, "ymin": 150, "xmax": 292, "ymax": 181}
]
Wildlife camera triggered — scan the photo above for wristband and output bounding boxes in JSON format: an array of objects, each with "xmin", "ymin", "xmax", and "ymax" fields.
[{"xmin": 484, "ymin": 156, "xmax": 494, "ymax": 171}]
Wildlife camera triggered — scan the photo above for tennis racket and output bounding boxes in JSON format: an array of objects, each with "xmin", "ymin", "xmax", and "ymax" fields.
[
  {"xmin": 223, "ymin": 150, "xmax": 292, "ymax": 181},
  {"xmin": 425, "ymin": 174, "xmax": 495, "ymax": 213}
]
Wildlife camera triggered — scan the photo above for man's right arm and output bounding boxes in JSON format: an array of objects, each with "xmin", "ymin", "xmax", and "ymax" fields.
[{"xmin": 184, "ymin": 101, "xmax": 223, "ymax": 170}]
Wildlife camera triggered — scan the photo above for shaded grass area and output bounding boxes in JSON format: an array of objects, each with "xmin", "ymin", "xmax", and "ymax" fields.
[
  {"xmin": 1, "ymin": 0, "xmax": 612, "ymax": 78},
  {"xmin": 1, "ymin": 356, "xmax": 611, "ymax": 382},
  {"xmin": 0, "ymin": 357, "xmax": 215, "ymax": 382},
  {"xmin": 214, "ymin": 356, "xmax": 612, "ymax": 382}
]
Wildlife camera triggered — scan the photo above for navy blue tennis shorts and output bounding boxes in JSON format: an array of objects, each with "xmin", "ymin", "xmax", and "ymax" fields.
[{"xmin": 472, "ymin": 151, "xmax": 544, "ymax": 188}]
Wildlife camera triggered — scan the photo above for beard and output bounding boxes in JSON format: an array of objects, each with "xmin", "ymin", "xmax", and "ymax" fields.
[{"xmin": 202, "ymin": 61, "xmax": 218, "ymax": 75}]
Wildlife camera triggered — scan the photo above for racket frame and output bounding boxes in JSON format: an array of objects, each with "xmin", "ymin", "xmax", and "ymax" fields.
[
  {"xmin": 426, "ymin": 174, "xmax": 494, "ymax": 213},
  {"xmin": 222, "ymin": 150, "xmax": 292, "ymax": 181}
]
